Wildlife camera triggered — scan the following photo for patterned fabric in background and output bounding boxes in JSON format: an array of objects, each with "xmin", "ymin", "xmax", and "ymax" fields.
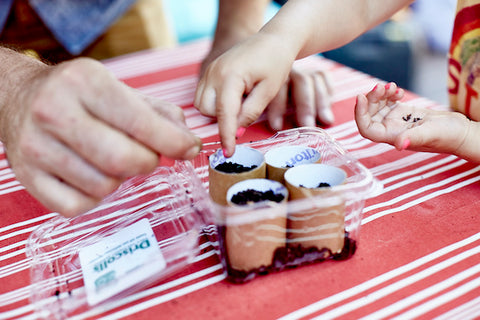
[{"xmin": 0, "ymin": 0, "xmax": 136, "ymax": 54}]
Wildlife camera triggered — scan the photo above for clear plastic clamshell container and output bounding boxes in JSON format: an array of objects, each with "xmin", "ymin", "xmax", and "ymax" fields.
[
  {"xmin": 26, "ymin": 163, "xmax": 213, "ymax": 319},
  {"xmin": 26, "ymin": 127, "xmax": 380, "ymax": 318},
  {"xmin": 192, "ymin": 127, "xmax": 380, "ymax": 283}
]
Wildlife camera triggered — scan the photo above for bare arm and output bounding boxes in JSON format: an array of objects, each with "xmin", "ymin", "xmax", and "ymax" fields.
[
  {"xmin": 196, "ymin": 0, "xmax": 414, "ymax": 156},
  {"xmin": 261, "ymin": 0, "xmax": 414, "ymax": 59},
  {"xmin": 210, "ymin": 0, "xmax": 271, "ymax": 53},
  {"xmin": 0, "ymin": 47, "xmax": 48, "ymax": 143}
]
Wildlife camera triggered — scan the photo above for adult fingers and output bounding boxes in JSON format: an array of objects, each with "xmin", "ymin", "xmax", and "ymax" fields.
[
  {"xmin": 32, "ymin": 92, "xmax": 161, "ymax": 179},
  {"xmin": 78, "ymin": 75, "xmax": 201, "ymax": 161},
  {"xmin": 18, "ymin": 130, "xmax": 122, "ymax": 199},
  {"xmin": 136, "ymin": 92, "xmax": 187, "ymax": 125},
  {"xmin": 55, "ymin": 59, "xmax": 201, "ymax": 161},
  {"xmin": 23, "ymin": 169, "xmax": 104, "ymax": 217}
]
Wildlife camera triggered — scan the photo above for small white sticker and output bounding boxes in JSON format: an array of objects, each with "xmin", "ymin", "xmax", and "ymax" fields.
[{"xmin": 79, "ymin": 219, "xmax": 166, "ymax": 306}]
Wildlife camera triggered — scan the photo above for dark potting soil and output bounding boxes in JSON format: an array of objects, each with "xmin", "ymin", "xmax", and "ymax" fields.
[
  {"xmin": 215, "ymin": 162, "xmax": 257, "ymax": 173},
  {"xmin": 300, "ymin": 182, "xmax": 331, "ymax": 188},
  {"xmin": 231, "ymin": 189, "xmax": 285, "ymax": 205},
  {"xmin": 217, "ymin": 226, "xmax": 356, "ymax": 283}
]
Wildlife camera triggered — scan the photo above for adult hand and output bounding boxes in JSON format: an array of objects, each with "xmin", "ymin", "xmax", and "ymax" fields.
[{"xmin": 2, "ymin": 58, "xmax": 202, "ymax": 217}]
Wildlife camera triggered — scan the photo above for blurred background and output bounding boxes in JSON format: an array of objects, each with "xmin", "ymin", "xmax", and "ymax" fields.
[{"xmin": 162, "ymin": 0, "xmax": 456, "ymax": 105}]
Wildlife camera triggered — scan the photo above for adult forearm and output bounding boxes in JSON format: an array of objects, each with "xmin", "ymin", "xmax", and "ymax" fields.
[
  {"xmin": 0, "ymin": 47, "xmax": 47, "ymax": 144},
  {"xmin": 259, "ymin": 0, "xmax": 414, "ymax": 59}
]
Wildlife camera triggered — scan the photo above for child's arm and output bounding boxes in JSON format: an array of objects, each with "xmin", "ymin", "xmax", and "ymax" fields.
[{"xmin": 195, "ymin": 0, "xmax": 414, "ymax": 156}]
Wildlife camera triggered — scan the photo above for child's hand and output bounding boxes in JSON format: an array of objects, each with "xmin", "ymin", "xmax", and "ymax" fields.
[
  {"xmin": 195, "ymin": 33, "xmax": 295, "ymax": 157},
  {"xmin": 195, "ymin": 33, "xmax": 334, "ymax": 157},
  {"xmin": 355, "ymin": 82, "xmax": 470, "ymax": 155},
  {"xmin": 266, "ymin": 65, "xmax": 334, "ymax": 131}
]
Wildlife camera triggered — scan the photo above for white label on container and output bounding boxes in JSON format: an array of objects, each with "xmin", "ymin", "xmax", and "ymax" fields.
[{"xmin": 79, "ymin": 218, "xmax": 166, "ymax": 306}]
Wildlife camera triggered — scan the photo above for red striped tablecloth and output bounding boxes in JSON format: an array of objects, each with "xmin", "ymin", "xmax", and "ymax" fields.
[{"xmin": 1, "ymin": 39, "xmax": 479, "ymax": 320}]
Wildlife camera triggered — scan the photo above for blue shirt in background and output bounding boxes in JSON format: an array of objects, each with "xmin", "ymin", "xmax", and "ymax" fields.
[{"xmin": 0, "ymin": 0, "xmax": 136, "ymax": 55}]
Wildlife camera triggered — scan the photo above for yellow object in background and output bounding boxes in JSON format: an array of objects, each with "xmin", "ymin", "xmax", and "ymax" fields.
[{"xmin": 85, "ymin": 0, "xmax": 177, "ymax": 60}]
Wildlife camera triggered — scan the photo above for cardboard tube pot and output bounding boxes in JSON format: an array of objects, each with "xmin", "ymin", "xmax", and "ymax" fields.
[
  {"xmin": 223, "ymin": 179, "xmax": 288, "ymax": 272},
  {"xmin": 208, "ymin": 146, "xmax": 266, "ymax": 205},
  {"xmin": 265, "ymin": 146, "xmax": 321, "ymax": 184},
  {"xmin": 284, "ymin": 164, "xmax": 347, "ymax": 254}
]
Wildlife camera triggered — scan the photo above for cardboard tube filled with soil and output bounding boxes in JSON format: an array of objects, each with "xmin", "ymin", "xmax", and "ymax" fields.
[
  {"xmin": 223, "ymin": 178, "xmax": 288, "ymax": 272},
  {"xmin": 284, "ymin": 164, "xmax": 346, "ymax": 254},
  {"xmin": 265, "ymin": 146, "xmax": 321, "ymax": 184},
  {"xmin": 208, "ymin": 146, "xmax": 266, "ymax": 205}
]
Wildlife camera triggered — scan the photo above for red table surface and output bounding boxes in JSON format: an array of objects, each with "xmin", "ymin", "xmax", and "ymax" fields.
[{"xmin": 1, "ymin": 39, "xmax": 479, "ymax": 320}]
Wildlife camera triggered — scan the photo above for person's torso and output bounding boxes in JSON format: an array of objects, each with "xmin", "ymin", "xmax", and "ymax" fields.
[{"xmin": 0, "ymin": 0, "xmax": 137, "ymax": 62}]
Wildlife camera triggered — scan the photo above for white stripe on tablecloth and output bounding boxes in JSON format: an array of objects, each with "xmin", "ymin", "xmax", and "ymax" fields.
[
  {"xmin": 390, "ymin": 276, "xmax": 480, "ymax": 320},
  {"xmin": 358, "ymin": 264, "xmax": 480, "ymax": 320},
  {"xmin": 378, "ymin": 156, "xmax": 459, "ymax": 190},
  {"xmin": 381, "ymin": 158, "xmax": 467, "ymax": 193},
  {"xmin": 367, "ymin": 158, "xmax": 467, "ymax": 205},
  {"xmin": 349, "ymin": 143, "xmax": 395, "ymax": 159},
  {"xmin": 0, "ymin": 213, "xmax": 58, "ymax": 235},
  {"xmin": 276, "ymin": 233, "xmax": 480, "ymax": 320},
  {"xmin": 0, "ymin": 175, "xmax": 15, "ymax": 186},
  {"xmin": 0, "ymin": 185, "xmax": 25, "ymax": 195},
  {"xmin": 90, "ymin": 274, "xmax": 226, "ymax": 320},
  {"xmin": 433, "ymin": 295, "xmax": 480, "ymax": 320},
  {"xmin": 0, "ymin": 303, "xmax": 37, "ymax": 320},
  {"xmin": 0, "ymin": 168, "xmax": 13, "ymax": 176},
  {"xmin": 369, "ymin": 152, "xmax": 447, "ymax": 178},
  {"xmin": 103, "ymin": 39, "xmax": 211, "ymax": 79},
  {"xmin": 308, "ymin": 247, "xmax": 480, "ymax": 320},
  {"xmin": 362, "ymin": 169, "xmax": 480, "ymax": 225},
  {"xmin": 0, "ymin": 181, "xmax": 21, "ymax": 191},
  {"xmin": 325, "ymin": 120, "xmax": 359, "ymax": 137}
]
